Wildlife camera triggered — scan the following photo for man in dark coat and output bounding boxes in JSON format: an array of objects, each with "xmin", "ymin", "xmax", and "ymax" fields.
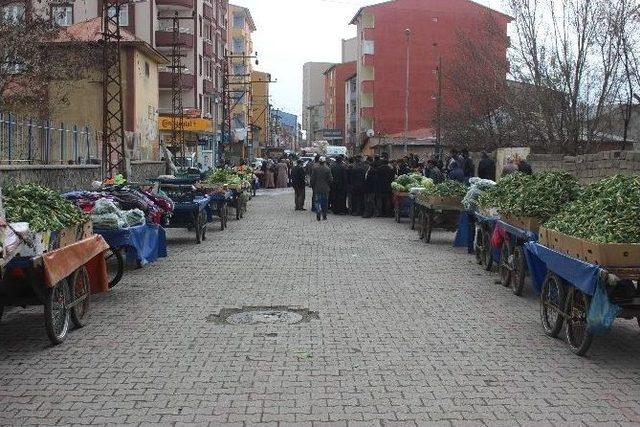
[
  {"xmin": 461, "ymin": 149, "xmax": 475, "ymax": 180},
  {"xmin": 362, "ymin": 157, "xmax": 378, "ymax": 218},
  {"xmin": 375, "ymin": 159, "xmax": 396, "ymax": 217},
  {"xmin": 291, "ymin": 159, "xmax": 307, "ymax": 210},
  {"xmin": 310, "ymin": 157, "xmax": 333, "ymax": 221},
  {"xmin": 477, "ymin": 151, "xmax": 496, "ymax": 181},
  {"xmin": 329, "ymin": 155, "xmax": 348, "ymax": 214},
  {"xmin": 347, "ymin": 156, "xmax": 366, "ymax": 216}
]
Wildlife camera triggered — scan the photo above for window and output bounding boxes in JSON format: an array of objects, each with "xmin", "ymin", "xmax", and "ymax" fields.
[
  {"xmin": 203, "ymin": 20, "xmax": 212, "ymax": 41},
  {"xmin": 199, "ymin": 94, "xmax": 203, "ymax": 111},
  {"xmin": 203, "ymin": 58, "xmax": 212, "ymax": 79},
  {"xmin": 233, "ymin": 63, "xmax": 245, "ymax": 76},
  {"xmin": 362, "ymin": 40, "xmax": 374, "ymax": 55},
  {"xmin": 52, "ymin": 5, "xmax": 73, "ymax": 27},
  {"xmin": 107, "ymin": 5, "xmax": 129, "ymax": 26},
  {"xmin": 2, "ymin": 2, "xmax": 25, "ymax": 23},
  {"xmin": 432, "ymin": 17, "xmax": 438, "ymax": 22},
  {"xmin": 199, "ymin": 55, "xmax": 203, "ymax": 76},
  {"xmin": 232, "ymin": 12, "xmax": 244, "ymax": 28},
  {"xmin": 232, "ymin": 37, "xmax": 244, "ymax": 54},
  {"xmin": 199, "ymin": 16, "xmax": 202, "ymax": 36},
  {"xmin": 144, "ymin": 62, "xmax": 150, "ymax": 77}
]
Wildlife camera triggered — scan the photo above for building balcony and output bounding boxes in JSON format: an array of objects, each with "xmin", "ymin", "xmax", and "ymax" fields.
[
  {"xmin": 159, "ymin": 72, "xmax": 195, "ymax": 89},
  {"xmin": 203, "ymin": 3, "xmax": 214, "ymax": 20},
  {"xmin": 361, "ymin": 107, "xmax": 374, "ymax": 119},
  {"xmin": 203, "ymin": 40, "xmax": 214, "ymax": 57},
  {"xmin": 361, "ymin": 80, "xmax": 374, "ymax": 93},
  {"xmin": 203, "ymin": 79, "xmax": 215, "ymax": 94},
  {"xmin": 156, "ymin": 0, "xmax": 193, "ymax": 9},
  {"xmin": 363, "ymin": 54, "xmax": 374, "ymax": 67},
  {"xmin": 155, "ymin": 31, "xmax": 194, "ymax": 49}
]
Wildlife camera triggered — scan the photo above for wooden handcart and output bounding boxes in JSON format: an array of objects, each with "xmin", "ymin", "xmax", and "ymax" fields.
[
  {"xmin": 414, "ymin": 198, "xmax": 463, "ymax": 244},
  {"xmin": 392, "ymin": 192, "xmax": 413, "ymax": 223},
  {"xmin": 0, "ymin": 234, "xmax": 109, "ymax": 344},
  {"xmin": 496, "ymin": 218, "xmax": 538, "ymax": 296},
  {"xmin": 473, "ymin": 212, "xmax": 498, "ymax": 271},
  {"xmin": 526, "ymin": 241, "xmax": 640, "ymax": 356}
]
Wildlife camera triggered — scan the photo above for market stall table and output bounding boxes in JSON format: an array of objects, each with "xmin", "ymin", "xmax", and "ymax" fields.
[
  {"xmin": 524, "ymin": 241, "xmax": 640, "ymax": 356},
  {"xmin": 167, "ymin": 196, "xmax": 211, "ymax": 244},
  {"xmin": 414, "ymin": 199, "xmax": 463, "ymax": 244},
  {"xmin": 94, "ymin": 223, "xmax": 167, "ymax": 288}
]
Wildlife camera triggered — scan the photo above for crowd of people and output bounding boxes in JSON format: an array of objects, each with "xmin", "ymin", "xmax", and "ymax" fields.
[{"xmin": 249, "ymin": 149, "xmax": 533, "ymax": 222}]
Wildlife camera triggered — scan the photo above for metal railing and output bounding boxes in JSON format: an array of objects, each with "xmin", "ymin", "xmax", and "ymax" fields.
[{"xmin": 0, "ymin": 113, "xmax": 101, "ymax": 165}]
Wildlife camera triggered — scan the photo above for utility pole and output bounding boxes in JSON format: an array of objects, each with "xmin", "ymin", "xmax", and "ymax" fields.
[
  {"xmin": 436, "ymin": 56, "xmax": 443, "ymax": 164},
  {"xmin": 101, "ymin": 0, "xmax": 127, "ymax": 179},
  {"xmin": 404, "ymin": 28, "xmax": 411, "ymax": 156}
]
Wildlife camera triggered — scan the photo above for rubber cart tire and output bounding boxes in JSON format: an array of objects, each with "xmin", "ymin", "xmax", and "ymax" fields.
[
  {"xmin": 105, "ymin": 247, "xmax": 124, "ymax": 289},
  {"xmin": 394, "ymin": 204, "xmax": 400, "ymax": 223},
  {"xmin": 44, "ymin": 280, "xmax": 70, "ymax": 345},
  {"xmin": 511, "ymin": 246, "xmax": 526, "ymax": 296},
  {"xmin": 69, "ymin": 266, "xmax": 90, "ymax": 329},
  {"xmin": 565, "ymin": 289, "xmax": 593, "ymax": 356},
  {"xmin": 540, "ymin": 273, "xmax": 566, "ymax": 338},
  {"xmin": 424, "ymin": 212, "xmax": 433, "ymax": 243},
  {"xmin": 474, "ymin": 227, "xmax": 484, "ymax": 266},
  {"xmin": 499, "ymin": 241, "xmax": 511, "ymax": 287}
]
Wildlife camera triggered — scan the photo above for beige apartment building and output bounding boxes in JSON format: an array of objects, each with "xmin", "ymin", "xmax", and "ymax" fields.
[{"xmin": 302, "ymin": 62, "xmax": 334, "ymax": 144}]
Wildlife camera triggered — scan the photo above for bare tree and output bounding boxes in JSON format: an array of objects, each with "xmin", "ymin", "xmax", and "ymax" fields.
[{"xmin": 0, "ymin": 1, "xmax": 90, "ymax": 116}]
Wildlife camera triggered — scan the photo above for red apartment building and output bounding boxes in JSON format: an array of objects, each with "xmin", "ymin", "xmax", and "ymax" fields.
[
  {"xmin": 323, "ymin": 61, "xmax": 357, "ymax": 145},
  {"xmin": 350, "ymin": 0, "xmax": 511, "ymax": 145}
]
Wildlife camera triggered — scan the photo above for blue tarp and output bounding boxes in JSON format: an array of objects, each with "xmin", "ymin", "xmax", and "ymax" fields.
[
  {"xmin": 523, "ymin": 242, "xmax": 600, "ymax": 296},
  {"xmin": 95, "ymin": 224, "xmax": 167, "ymax": 266},
  {"xmin": 497, "ymin": 220, "xmax": 538, "ymax": 242},
  {"xmin": 454, "ymin": 211, "xmax": 475, "ymax": 253}
]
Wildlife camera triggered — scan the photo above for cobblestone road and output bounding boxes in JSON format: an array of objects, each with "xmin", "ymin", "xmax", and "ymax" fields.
[{"xmin": 2, "ymin": 189, "xmax": 640, "ymax": 426}]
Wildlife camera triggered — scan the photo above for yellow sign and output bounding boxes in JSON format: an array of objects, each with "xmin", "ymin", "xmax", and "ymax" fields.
[{"xmin": 158, "ymin": 116, "xmax": 213, "ymax": 133}]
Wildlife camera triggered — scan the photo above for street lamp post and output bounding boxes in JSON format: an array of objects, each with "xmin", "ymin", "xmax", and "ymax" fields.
[{"xmin": 404, "ymin": 28, "xmax": 411, "ymax": 156}]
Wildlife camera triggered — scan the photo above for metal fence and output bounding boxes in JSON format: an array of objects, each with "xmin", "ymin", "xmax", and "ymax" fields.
[{"xmin": 0, "ymin": 113, "xmax": 102, "ymax": 165}]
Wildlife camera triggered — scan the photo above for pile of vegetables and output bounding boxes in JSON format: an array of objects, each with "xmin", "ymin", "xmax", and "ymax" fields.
[
  {"xmin": 203, "ymin": 169, "xmax": 243, "ymax": 186},
  {"xmin": 478, "ymin": 172, "xmax": 579, "ymax": 221},
  {"xmin": 462, "ymin": 178, "xmax": 496, "ymax": 211},
  {"xmin": 391, "ymin": 173, "xmax": 434, "ymax": 193},
  {"xmin": 3, "ymin": 184, "xmax": 87, "ymax": 232},
  {"xmin": 423, "ymin": 180, "xmax": 468, "ymax": 199},
  {"xmin": 545, "ymin": 174, "xmax": 640, "ymax": 243}
]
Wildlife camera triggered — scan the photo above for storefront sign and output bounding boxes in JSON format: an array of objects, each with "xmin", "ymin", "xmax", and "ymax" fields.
[{"xmin": 158, "ymin": 116, "xmax": 213, "ymax": 133}]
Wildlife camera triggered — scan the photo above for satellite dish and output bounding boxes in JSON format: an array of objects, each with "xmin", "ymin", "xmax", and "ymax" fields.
[{"xmin": 366, "ymin": 129, "xmax": 375, "ymax": 137}]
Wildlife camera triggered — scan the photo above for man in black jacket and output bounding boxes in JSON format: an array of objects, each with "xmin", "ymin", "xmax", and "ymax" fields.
[
  {"xmin": 291, "ymin": 159, "xmax": 307, "ymax": 210},
  {"xmin": 375, "ymin": 159, "xmax": 396, "ymax": 217},
  {"xmin": 362, "ymin": 157, "xmax": 378, "ymax": 218},
  {"xmin": 330, "ymin": 155, "xmax": 348, "ymax": 214},
  {"xmin": 347, "ymin": 156, "xmax": 366, "ymax": 216},
  {"xmin": 477, "ymin": 151, "xmax": 496, "ymax": 181}
]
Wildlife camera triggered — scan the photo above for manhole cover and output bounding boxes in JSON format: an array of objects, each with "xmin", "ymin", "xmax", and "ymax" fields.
[
  {"xmin": 226, "ymin": 310, "xmax": 303, "ymax": 325},
  {"xmin": 207, "ymin": 306, "xmax": 319, "ymax": 325}
]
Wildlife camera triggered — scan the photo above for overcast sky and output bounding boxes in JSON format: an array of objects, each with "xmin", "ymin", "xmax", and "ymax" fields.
[{"xmin": 232, "ymin": 0, "xmax": 507, "ymax": 122}]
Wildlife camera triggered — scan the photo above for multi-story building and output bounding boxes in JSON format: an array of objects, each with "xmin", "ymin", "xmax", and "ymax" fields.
[
  {"xmin": 250, "ymin": 71, "xmax": 271, "ymax": 158},
  {"xmin": 271, "ymin": 110, "xmax": 299, "ymax": 151},
  {"xmin": 323, "ymin": 61, "xmax": 356, "ymax": 147},
  {"xmin": 225, "ymin": 4, "xmax": 256, "ymax": 162},
  {"xmin": 341, "ymin": 37, "xmax": 358, "ymax": 62},
  {"xmin": 344, "ymin": 74, "xmax": 358, "ymax": 154},
  {"xmin": 302, "ymin": 62, "xmax": 334, "ymax": 145},
  {"xmin": 13, "ymin": 0, "xmax": 228, "ymax": 165},
  {"xmin": 350, "ymin": 0, "xmax": 510, "ymax": 146}
]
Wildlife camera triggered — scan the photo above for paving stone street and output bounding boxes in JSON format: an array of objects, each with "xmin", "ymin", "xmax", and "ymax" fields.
[{"xmin": 2, "ymin": 189, "xmax": 640, "ymax": 426}]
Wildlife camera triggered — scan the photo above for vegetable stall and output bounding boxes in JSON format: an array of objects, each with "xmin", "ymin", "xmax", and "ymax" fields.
[
  {"xmin": 0, "ymin": 185, "xmax": 109, "ymax": 344},
  {"xmin": 413, "ymin": 181, "xmax": 467, "ymax": 243},
  {"xmin": 391, "ymin": 174, "xmax": 433, "ymax": 223}
]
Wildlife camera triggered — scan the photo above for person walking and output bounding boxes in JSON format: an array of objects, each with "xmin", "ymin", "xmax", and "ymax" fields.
[
  {"xmin": 310, "ymin": 157, "xmax": 332, "ymax": 221},
  {"xmin": 330, "ymin": 155, "xmax": 348, "ymax": 214},
  {"xmin": 477, "ymin": 151, "xmax": 496, "ymax": 181},
  {"xmin": 347, "ymin": 156, "xmax": 366, "ymax": 216},
  {"xmin": 291, "ymin": 159, "xmax": 307, "ymax": 210},
  {"xmin": 276, "ymin": 158, "xmax": 289, "ymax": 188},
  {"xmin": 264, "ymin": 161, "xmax": 275, "ymax": 189}
]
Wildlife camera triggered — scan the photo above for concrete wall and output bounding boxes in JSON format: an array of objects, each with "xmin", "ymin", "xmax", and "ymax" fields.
[
  {"xmin": 0, "ymin": 165, "xmax": 102, "ymax": 192},
  {"xmin": 0, "ymin": 162, "xmax": 165, "ymax": 192}
]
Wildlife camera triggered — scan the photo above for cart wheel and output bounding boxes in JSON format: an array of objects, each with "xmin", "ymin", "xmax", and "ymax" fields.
[
  {"xmin": 424, "ymin": 212, "xmax": 433, "ymax": 243},
  {"xmin": 474, "ymin": 228, "xmax": 484, "ymax": 266},
  {"xmin": 68, "ymin": 266, "xmax": 90, "ymax": 329},
  {"xmin": 410, "ymin": 206, "xmax": 416, "ymax": 230},
  {"xmin": 220, "ymin": 208, "xmax": 225, "ymax": 231},
  {"xmin": 499, "ymin": 241, "xmax": 511, "ymax": 287},
  {"xmin": 482, "ymin": 231, "xmax": 493, "ymax": 271},
  {"xmin": 540, "ymin": 273, "xmax": 566, "ymax": 338},
  {"xmin": 44, "ymin": 279, "xmax": 70, "ymax": 345},
  {"xmin": 201, "ymin": 217, "xmax": 207, "ymax": 242},
  {"xmin": 105, "ymin": 247, "xmax": 124, "ymax": 289},
  {"xmin": 511, "ymin": 246, "xmax": 526, "ymax": 296},
  {"xmin": 418, "ymin": 211, "xmax": 426, "ymax": 240},
  {"xmin": 565, "ymin": 288, "xmax": 593, "ymax": 356},
  {"xmin": 195, "ymin": 212, "xmax": 203, "ymax": 244}
]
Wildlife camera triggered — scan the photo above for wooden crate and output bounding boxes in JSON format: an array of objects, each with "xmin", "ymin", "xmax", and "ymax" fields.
[
  {"xmin": 426, "ymin": 196, "xmax": 463, "ymax": 210},
  {"xmin": 581, "ymin": 240, "xmax": 640, "ymax": 268},
  {"xmin": 542, "ymin": 227, "xmax": 584, "ymax": 259},
  {"xmin": 503, "ymin": 215, "xmax": 541, "ymax": 233}
]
